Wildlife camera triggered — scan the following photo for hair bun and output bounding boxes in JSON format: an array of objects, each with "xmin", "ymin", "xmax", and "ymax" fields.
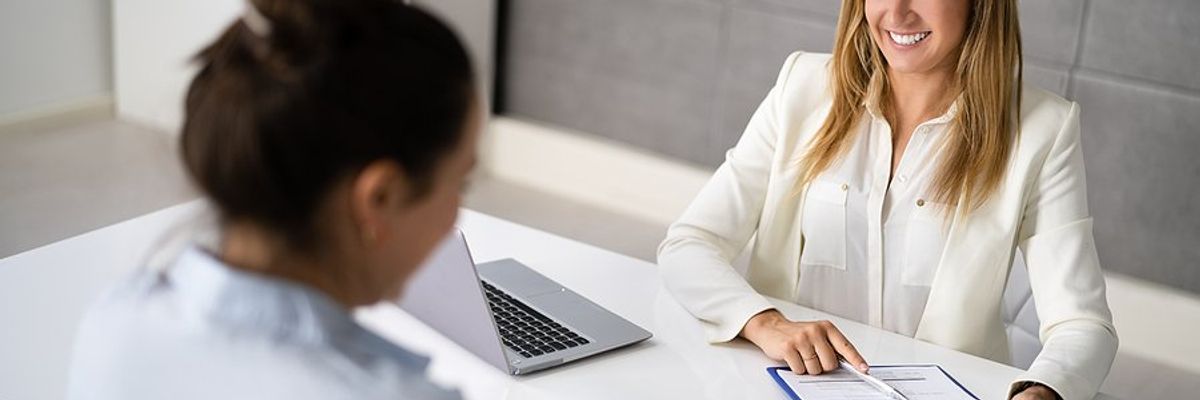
[
  {"xmin": 182, "ymin": 0, "xmax": 475, "ymax": 250},
  {"xmin": 241, "ymin": 2, "xmax": 272, "ymax": 37}
]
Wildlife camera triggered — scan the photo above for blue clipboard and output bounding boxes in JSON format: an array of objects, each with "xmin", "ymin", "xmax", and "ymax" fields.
[{"xmin": 766, "ymin": 364, "xmax": 979, "ymax": 400}]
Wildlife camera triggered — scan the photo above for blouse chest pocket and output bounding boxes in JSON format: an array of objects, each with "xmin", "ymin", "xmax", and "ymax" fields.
[
  {"xmin": 799, "ymin": 179, "xmax": 848, "ymax": 270},
  {"xmin": 902, "ymin": 199, "xmax": 950, "ymax": 287}
]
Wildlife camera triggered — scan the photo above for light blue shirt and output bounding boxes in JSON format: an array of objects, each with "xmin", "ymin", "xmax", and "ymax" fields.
[{"xmin": 67, "ymin": 246, "xmax": 460, "ymax": 400}]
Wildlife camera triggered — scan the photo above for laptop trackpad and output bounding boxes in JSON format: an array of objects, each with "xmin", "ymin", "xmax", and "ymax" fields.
[{"xmin": 476, "ymin": 258, "xmax": 562, "ymax": 298}]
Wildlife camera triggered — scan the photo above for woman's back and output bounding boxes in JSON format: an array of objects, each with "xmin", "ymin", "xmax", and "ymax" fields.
[
  {"xmin": 67, "ymin": 247, "xmax": 458, "ymax": 400},
  {"xmin": 67, "ymin": 0, "xmax": 479, "ymax": 397}
]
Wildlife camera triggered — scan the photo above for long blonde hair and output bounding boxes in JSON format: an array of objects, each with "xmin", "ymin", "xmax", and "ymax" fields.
[{"xmin": 798, "ymin": 0, "xmax": 1023, "ymax": 214}]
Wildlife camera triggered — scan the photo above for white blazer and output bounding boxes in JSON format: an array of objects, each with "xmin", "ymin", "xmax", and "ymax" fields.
[{"xmin": 657, "ymin": 52, "xmax": 1117, "ymax": 400}]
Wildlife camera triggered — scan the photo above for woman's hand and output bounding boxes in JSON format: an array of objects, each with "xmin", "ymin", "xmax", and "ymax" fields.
[
  {"xmin": 739, "ymin": 309, "xmax": 868, "ymax": 375},
  {"xmin": 1011, "ymin": 383, "xmax": 1059, "ymax": 400}
]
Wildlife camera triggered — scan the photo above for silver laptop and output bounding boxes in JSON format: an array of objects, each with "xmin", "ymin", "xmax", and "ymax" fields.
[{"xmin": 398, "ymin": 230, "xmax": 652, "ymax": 374}]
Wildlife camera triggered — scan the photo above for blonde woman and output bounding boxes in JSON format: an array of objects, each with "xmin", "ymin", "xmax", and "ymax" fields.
[{"xmin": 657, "ymin": 1, "xmax": 1116, "ymax": 399}]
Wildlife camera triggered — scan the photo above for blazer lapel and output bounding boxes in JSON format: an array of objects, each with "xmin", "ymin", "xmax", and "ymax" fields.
[{"xmin": 916, "ymin": 196, "xmax": 1016, "ymax": 363}]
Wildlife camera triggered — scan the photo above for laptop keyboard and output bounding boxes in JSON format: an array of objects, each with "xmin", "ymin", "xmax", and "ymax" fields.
[{"xmin": 482, "ymin": 281, "xmax": 590, "ymax": 358}]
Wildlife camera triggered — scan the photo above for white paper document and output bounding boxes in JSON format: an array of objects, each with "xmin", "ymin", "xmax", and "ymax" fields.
[{"xmin": 768, "ymin": 364, "xmax": 978, "ymax": 400}]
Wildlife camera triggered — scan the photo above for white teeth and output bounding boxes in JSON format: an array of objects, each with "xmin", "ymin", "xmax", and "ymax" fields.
[{"xmin": 889, "ymin": 31, "xmax": 930, "ymax": 46}]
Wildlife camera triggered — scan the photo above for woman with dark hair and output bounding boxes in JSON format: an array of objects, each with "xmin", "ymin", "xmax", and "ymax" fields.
[{"xmin": 67, "ymin": 1, "xmax": 477, "ymax": 398}]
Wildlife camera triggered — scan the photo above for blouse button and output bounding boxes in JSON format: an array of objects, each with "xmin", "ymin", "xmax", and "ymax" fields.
[
  {"xmin": 840, "ymin": 183, "xmax": 849, "ymax": 191},
  {"xmin": 916, "ymin": 199, "xmax": 926, "ymax": 207},
  {"xmin": 897, "ymin": 174, "xmax": 908, "ymax": 183}
]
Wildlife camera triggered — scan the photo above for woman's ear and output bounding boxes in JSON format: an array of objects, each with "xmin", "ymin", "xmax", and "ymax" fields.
[{"xmin": 349, "ymin": 160, "xmax": 409, "ymax": 246}]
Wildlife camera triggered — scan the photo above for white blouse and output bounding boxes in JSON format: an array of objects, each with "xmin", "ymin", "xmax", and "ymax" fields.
[
  {"xmin": 797, "ymin": 100, "xmax": 958, "ymax": 337},
  {"xmin": 67, "ymin": 246, "xmax": 460, "ymax": 400}
]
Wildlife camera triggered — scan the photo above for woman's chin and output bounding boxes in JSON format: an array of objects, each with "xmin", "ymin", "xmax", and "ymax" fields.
[{"xmin": 884, "ymin": 56, "xmax": 943, "ymax": 76}]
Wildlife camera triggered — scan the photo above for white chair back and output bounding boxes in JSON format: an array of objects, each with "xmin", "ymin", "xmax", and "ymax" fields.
[{"xmin": 1003, "ymin": 250, "xmax": 1042, "ymax": 369}]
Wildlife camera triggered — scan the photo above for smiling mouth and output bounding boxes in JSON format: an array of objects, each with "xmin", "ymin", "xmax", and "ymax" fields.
[{"xmin": 888, "ymin": 30, "xmax": 931, "ymax": 46}]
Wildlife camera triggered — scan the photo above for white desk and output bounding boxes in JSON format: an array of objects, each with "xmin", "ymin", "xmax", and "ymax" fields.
[{"xmin": 0, "ymin": 201, "xmax": 1109, "ymax": 400}]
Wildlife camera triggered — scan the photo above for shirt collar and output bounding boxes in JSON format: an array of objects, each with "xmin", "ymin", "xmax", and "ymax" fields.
[
  {"xmin": 165, "ymin": 246, "xmax": 432, "ymax": 370},
  {"xmin": 168, "ymin": 246, "xmax": 355, "ymax": 342},
  {"xmin": 861, "ymin": 74, "xmax": 961, "ymax": 126}
]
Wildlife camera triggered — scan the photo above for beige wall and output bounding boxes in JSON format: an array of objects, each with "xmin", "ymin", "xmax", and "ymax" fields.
[{"xmin": 0, "ymin": 0, "xmax": 112, "ymax": 117}]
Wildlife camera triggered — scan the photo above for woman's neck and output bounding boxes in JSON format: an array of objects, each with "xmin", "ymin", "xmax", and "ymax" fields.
[
  {"xmin": 218, "ymin": 223, "xmax": 364, "ymax": 309},
  {"xmin": 885, "ymin": 66, "xmax": 957, "ymax": 126}
]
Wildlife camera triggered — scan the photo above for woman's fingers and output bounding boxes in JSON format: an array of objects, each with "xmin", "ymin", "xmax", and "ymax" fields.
[
  {"xmin": 824, "ymin": 323, "xmax": 868, "ymax": 372},
  {"xmin": 797, "ymin": 342, "xmax": 824, "ymax": 375},
  {"xmin": 782, "ymin": 348, "xmax": 807, "ymax": 375},
  {"xmin": 810, "ymin": 334, "xmax": 840, "ymax": 373},
  {"xmin": 754, "ymin": 318, "xmax": 867, "ymax": 376}
]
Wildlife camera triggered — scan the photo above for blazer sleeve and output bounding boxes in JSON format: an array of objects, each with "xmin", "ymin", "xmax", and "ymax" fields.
[
  {"xmin": 1012, "ymin": 102, "xmax": 1119, "ymax": 400},
  {"xmin": 656, "ymin": 51, "xmax": 804, "ymax": 343}
]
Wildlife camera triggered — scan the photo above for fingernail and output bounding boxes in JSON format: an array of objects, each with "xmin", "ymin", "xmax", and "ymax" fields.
[{"xmin": 858, "ymin": 363, "xmax": 869, "ymax": 371}]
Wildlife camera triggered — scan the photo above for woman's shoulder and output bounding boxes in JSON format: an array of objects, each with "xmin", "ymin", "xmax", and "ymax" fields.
[
  {"xmin": 1019, "ymin": 83, "xmax": 1077, "ymax": 129},
  {"xmin": 68, "ymin": 267, "xmax": 459, "ymax": 400},
  {"xmin": 781, "ymin": 51, "xmax": 833, "ymax": 77},
  {"xmin": 75, "ymin": 268, "xmax": 171, "ymax": 331},
  {"xmin": 774, "ymin": 51, "xmax": 833, "ymax": 92},
  {"xmin": 1016, "ymin": 82, "xmax": 1081, "ymax": 151},
  {"xmin": 766, "ymin": 51, "xmax": 835, "ymax": 126}
]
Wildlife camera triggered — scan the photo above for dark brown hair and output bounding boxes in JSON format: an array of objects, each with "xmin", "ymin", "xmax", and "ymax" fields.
[{"xmin": 181, "ymin": 0, "xmax": 474, "ymax": 249}]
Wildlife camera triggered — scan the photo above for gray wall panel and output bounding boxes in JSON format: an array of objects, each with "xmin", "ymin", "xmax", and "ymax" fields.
[
  {"xmin": 506, "ymin": 57, "xmax": 718, "ymax": 165},
  {"xmin": 504, "ymin": 0, "xmax": 724, "ymax": 165},
  {"xmin": 1072, "ymin": 72, "xmax": 1200, "ymax": 292},
  {"xmin": 1080, "ymin": 0, "xmax": 1200, "ymax": 91},
  {"xmin": 507, "ymin": 0, "xmax": 723, "ymax": 90},
  {"xmin": 713, "ymin": 8, "xmax": 836, "ymax": 165},
  {"xmin": 722, "ymin": 8, "xmax": 835, "ymax": 95},
  {"xmin": 1024, "ymin": 61, "xmax": 1071, "ymax": 97},
  {"xmin": 1018, "ymin": 0, "xmax": 1086, "ymax": 65},
  {"xmin": 735, "ymin": 0, "xmax": 842, "ymax": 20}
]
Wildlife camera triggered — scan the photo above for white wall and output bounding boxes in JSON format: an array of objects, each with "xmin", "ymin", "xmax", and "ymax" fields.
[
  {"xmin": 113, "ymin": 0, "xmax": 495, "ymax": 134},
  {"xmin": 0, "ymin": 0, "xmax": 113, "ymax": 117},
  {"xmin": 112, "ymin": 0, "xmax": 242, "ymax": 132},
  {"xmin": 412, "ymin": 0, "xmax": 496, "ymax": 103}
]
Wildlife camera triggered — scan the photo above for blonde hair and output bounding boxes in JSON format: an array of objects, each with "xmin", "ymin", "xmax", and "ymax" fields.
[{"xmin": 798, "ymin": 0, "xmax": 1023, "ymax": 214}]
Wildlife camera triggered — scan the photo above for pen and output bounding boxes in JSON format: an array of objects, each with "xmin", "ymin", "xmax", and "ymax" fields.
[{"xmin": 838, "ymin": 359, "xmax": 910, "ymax": 400}]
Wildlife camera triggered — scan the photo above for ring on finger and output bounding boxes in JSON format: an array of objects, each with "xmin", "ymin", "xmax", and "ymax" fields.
[{"xmin": 801, "ymin": 353, "xmax": 819, "ymax": 361}]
